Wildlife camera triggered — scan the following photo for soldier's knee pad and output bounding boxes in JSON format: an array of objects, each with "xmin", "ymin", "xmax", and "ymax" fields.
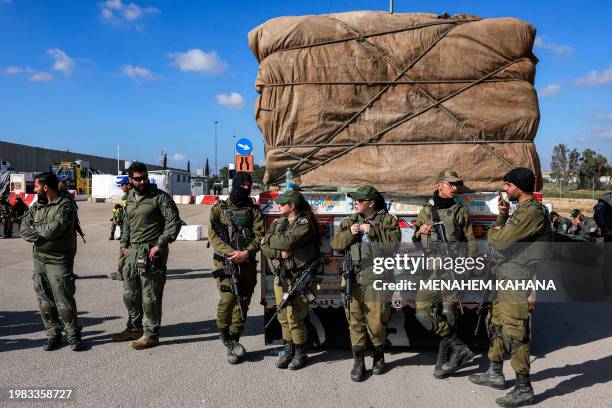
[
  {"xmin": 39, "ymin": 300, "xmax": 58, "ymax": 323},
  {"xmin": 123, "ymin": 290, "xmax": 137, "ymax": 310},
  {"xmin": 441, "ymin": 307, "xmax": 458, "ymax": 329},
  {"xmin": 57, "ymin": 302, "xmax": 75, "ymax": 324},
  {"xmin": 415, "ymin": 309, "xmax": 433, "ymax": 331}
]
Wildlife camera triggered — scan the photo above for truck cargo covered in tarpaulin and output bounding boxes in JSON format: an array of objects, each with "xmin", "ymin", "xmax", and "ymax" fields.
[{"xmin": 249, "ymin": 11, "xmax": 542, "ymax": 195}]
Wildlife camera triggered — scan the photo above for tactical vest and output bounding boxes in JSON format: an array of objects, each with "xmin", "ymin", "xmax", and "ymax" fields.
[
  {"xmin": 348, "ymin": 210, "xmax": 388, "ymax": 270},
  {"xmin": 497, "ymin": 199, "xmax": 552, "ymax": 278},
  {"xmin": 268, "ymin": 215, "xmax": 320, "ymax": 273},
  {"xmin": 218, "ymin": 200, "xmax": 256, "ymax": 247},
  {"xmin": 420, "ymin": 203, "xmax": 464, "ymax": 251}
]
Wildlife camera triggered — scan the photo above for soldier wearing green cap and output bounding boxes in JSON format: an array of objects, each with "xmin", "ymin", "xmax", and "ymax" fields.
[
  {"xmin": 411, "ymin": 170, "xmax": 477, "ymax": 378},
  {"xmin": 469, "ymin": 167, "xmax": 551, "ymax": 408},
  {"xmin": 261, "ymin": 190, "xmax": 321, "ymax": 370},
  {"xmin": 331, "ymin": 185, "xmax": 401, "ymax": 382}
]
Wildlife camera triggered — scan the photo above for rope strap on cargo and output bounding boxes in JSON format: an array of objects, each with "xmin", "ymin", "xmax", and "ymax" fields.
[
  {"xmin": 270, "ymin": 18, "xmax": 481, "ymax": 54},
  {"xmin": 261, "ymin": 79, "xmax": 522, "ymax": 88},
  {"xmin": 266, "ymin": 140, "xmax": 532, "ymax": 149}
]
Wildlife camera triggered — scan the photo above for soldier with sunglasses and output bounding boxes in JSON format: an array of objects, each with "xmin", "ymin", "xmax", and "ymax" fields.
[{"xmin": 111, "ymin": 162, "xmax": 182, "ymax": 350}]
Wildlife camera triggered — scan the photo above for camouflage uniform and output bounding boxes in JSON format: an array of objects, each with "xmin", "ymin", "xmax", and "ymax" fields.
[
  {"xmin": 331, "ymin": 209, "xmax": 401, "ymax": 347},
  {"xmin": 486, "ymin": 197, "xmax": 551, "ymax": 375},
  {"xmin": 119, "ymin": 184, "xmax": 181, "ymax": 339},
  {"xmin": 209, "ymin": 198, "xmax": 264, "ymax": 336},
  {"xmin": 413, "ymin": 201, "xmax": 477, "ymax": 337},
  {"xmin": 1, "ymin": 197, "xmax": 12, "ymax": 237},
  {"xmin": 261, "ymin": 212, "xmax": 319, "ymax": 345},
  {"xmin": 19, "ymin": 194, "xmax": 81, "ymax": 344},
  {"xmin": 331, "ymin": 185, "xmax": 400, "ymax": 381}
]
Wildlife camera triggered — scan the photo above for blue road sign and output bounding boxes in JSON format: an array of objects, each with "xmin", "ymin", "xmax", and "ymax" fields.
[{"xmin": 236, "ymin": 138, "xmax": 253, "ymax": 155}]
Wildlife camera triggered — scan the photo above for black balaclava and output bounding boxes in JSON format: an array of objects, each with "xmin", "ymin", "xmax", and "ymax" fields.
[{"xmin": 230, "ymin": 172, "xmax": 252, "ymax": 207}]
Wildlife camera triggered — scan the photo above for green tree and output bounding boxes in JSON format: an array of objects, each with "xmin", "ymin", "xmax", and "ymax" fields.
[
  {"xmin": 578, "ymin": 149, "xmax": 609, "ymax": 189},
  {"xmin": 550, "ymin": 144, "xmax": 569, "ymax": 192},
  {"xmin": 568, "ymin": 148, "xmax": 580, "ymax": 185}
]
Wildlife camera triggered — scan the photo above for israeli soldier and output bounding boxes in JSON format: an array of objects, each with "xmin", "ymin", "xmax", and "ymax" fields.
[
  {"xmin": 12, "ymin": 197, "xmax": 29, "ymax": 230},
  {"xmin": 594, "ymin": 192, "xmax": 612, "ymax": 294},
  {"xmin": 331, "ymin": 185, "xmax": 401, "ymax": 382},
  {"xmin": 111, "ymin": 162, "xmax": 181, "ymax": 350},
  {"xmin": 261, "ymin": 190, "xmax": 321, "ymax": 370},
  {"xmin": 1, "ymin": 195, "xmax": 11, "ymax": 238},
  {"xmin": 567, "ymin": 209, "xmax": 598, "ymax": 241},
  {"xmin": 208, "ymin": 172, "xmax": 264, "ymax": 364},
  {"xmin": 19, "ymin": 172, "xmax": 83, "ymax": 351},
  {"xmin": 469, "ymin": 167, "xmax": 551, "ymax": 407},
  {"xmin": 412, "ymin": 170, "xmax": 477, "ymax": 378},
  {"xmin": 110, "ymin": 177, "xmax": 132, "ymax": 280}
]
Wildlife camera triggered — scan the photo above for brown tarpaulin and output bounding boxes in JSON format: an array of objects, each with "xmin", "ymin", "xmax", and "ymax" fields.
[{"xmin": 249, "ymin": 11, "xmax": 542, "ymax": 195}]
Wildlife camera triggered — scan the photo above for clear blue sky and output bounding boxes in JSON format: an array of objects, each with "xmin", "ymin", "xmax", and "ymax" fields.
[{"xmin": 1, "ymin": 0, "xmax": 611, "ymax": 172}]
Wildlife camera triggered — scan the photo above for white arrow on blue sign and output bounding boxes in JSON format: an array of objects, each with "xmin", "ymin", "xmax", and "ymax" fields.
[{"xmin": 236, "ymin": 138, "xmax": 253, "ymax": 155}]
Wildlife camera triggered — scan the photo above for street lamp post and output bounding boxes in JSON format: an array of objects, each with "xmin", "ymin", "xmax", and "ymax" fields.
[{"xmin": 214, "ymin": 120, "xmax": 218, "ymax": 176}]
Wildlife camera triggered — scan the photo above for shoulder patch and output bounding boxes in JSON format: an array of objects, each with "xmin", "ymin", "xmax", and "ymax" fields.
[
  {"xmin": 509, "ymin": 216, "xmax": 520, "ymax": 225},
  {"xmin": 297, "ymin": 218, "xmax": 309, "ymax": 226}
]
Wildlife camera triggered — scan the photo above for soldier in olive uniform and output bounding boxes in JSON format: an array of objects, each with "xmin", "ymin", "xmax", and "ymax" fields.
[
  {"xmin": 111, "ymin": 162, "xmax": 182, "ymax": 350},
  {"xmin": 11, "ymin": 197, "xmax": 29, "ymax": 230},
  {"xmin": 19, "ymin": 172, "xmax": 82, "ymax": 351},
  {"xmin": 412, "ymin": 170, "xmax": 477, "ymax": 378},
  {"xmin": 209, "ymin": 172, "xmax": 264, "ymax": 364},
  {"xmin": 110, "ymin": 177, "xmax": 132, "ymax": 280},
  {"xmin": 331, "ymin": 185, "xmax": 401, "ymax": 382},
  {"xmin": 469, "ymin": 168, "xmax": 551, "ymax": 408},
  {"xmin": 567, "ymin": 209, "xmax": 599, "ymax": 240},
  {"xmin": 1, "ymin": 195, "xmax": 11, "ymax": 238},
  {"xmin": 261, "ymin": 190, "xmax": 321, "ymax": 370},
  {"xmin": 549, "ymin": 211, "xmax": 570, "ymax": 234}
]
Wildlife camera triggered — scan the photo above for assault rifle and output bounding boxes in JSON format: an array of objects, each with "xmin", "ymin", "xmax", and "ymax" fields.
[
  {"xmin": 212, "ymin": 210, "xmax": 247, "ymax": 321},
  {"xmin": 264, "ymin": 259, "xmax": 320, "ymax": 329},
  {"xmin": 430, "ymin": 205, "xmax": 463, "ymax": 314},
  {"xmin": 341, "ymin": 249, "xmax": 354, "ymax": 313}
]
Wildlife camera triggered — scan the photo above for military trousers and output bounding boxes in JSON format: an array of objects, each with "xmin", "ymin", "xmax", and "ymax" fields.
[
  {"xmin": 215, "ymin": 259, "xmax": 258, "ymax": 335},
  {"xmin": 415, "ymin": 270, "xmax": 459, "ymax": 337},
  {"xmin": 345, "ymin": 281, "xmax": 390, "ymax": 348},
  {"xmin": 273, "ymin": 274, "xmax": 310, "ymax": 345},
  {"xmin": 121, "ymin": 244, "xmax": 168, "ymax": 337},
  {"xmin": 487, "ymin": 277, "xmax": 531, "ymax": 374},
  {"xmin": 32, "ymin": 257, "xmax": 81, "ymax": 340},
  {"xmin": 2, "ymin": 216, "xmax": 12, "ymax": 237},
  {"xmin": 110, "ymin": 221, "xmax": 120, "ymax": 239}
]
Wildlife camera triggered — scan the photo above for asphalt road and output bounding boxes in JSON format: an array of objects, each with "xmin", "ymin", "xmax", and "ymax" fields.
[{"xmin": 1, "ymin": 203, "xmax": 611, "ymax": 407}]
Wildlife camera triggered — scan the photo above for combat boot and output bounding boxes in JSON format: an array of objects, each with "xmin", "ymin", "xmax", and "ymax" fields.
[
  {"xmin": 69, "ymin": 335, "xmax": 83, "ymax": 351},
  {"xmin": 42, "ymin": 335, "xmax": 63, "ymax": 351},
  {"xmin": 230, "ymin": 332, "xmax": 246, "ymax": 358},
  {"xmin": 372, "ymin": 346, "xmax": 385, "ymax": 375},
  {"xmin": 275, "ymin": 341, "xmax": 295, "ymax": 369},
  {"xmin": 440, "ymin": 333, "xmax": 475, "ymax": 374},
  {"xmin": 130, "ymin": 335, "xmax": 159, "ymax": 350},
  {"xmin": 351, "ymin": 347, "xmax": 366, "ymax": 382},
  {"xmin": 288, "ymin": 344, "xmax": 308, "ymax": 370},
  {"xmin": 111, "ymin": 328, "xmax": 143, "ymax": 342},
  {"xmin": 495, "ymin": 373, "xmax": 534, "ymax": 407},
  {"xmin": 219, "ymin": 329, "xmax": 239, "ymax": 364},
  {"xmin": 468, "ymin": 361, "xmax": 506, "ymax": 390},
  {"xmin": 433, "ymin": 337, "xmax": 452, "ymax": 379}
]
